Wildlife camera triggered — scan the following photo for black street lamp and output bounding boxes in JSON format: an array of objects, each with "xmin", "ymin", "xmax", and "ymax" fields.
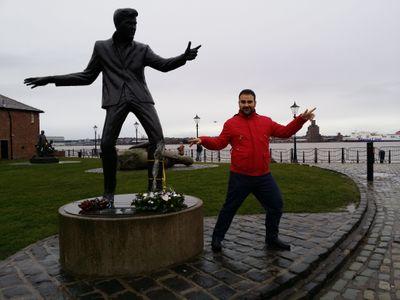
[
  {"xmin": 290, "ymin": 101, "xmax": 300, "ymax": 163},
  {"xmin": 193, "ymin": 114, "xmax": 200, "ymax": 138},
  {"xmin": 134, "ymin": 121, "xmax": 139, "ymax": 144},
  {"xmin": 93, "ymin": 125, "xmax": 98, "ymax": 156}
]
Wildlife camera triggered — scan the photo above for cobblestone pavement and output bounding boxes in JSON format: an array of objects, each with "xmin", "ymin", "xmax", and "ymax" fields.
[
  {"xmin": 317, "ymin": 163, "xmax": 400, "ymax": 300},
  {"xmin": 1, "ymin": 163, "xmax": 394, "ymax": 299}
]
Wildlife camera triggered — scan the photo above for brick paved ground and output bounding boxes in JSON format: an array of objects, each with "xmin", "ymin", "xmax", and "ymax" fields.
[
  {"xmin": 317, "ymin": 163, "xmax": 400, "ymax": 300},
  {"xmin": 1, "ymin": 163, "xmax": 397, "ymax": 299}
]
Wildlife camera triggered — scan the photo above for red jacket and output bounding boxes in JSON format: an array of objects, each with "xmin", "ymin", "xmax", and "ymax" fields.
[{"xmin": 200, "ymin": 111, "xmax": 307, "ymax": 176}]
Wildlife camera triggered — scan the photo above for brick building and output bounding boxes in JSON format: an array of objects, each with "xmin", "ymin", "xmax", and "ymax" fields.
[{"xmin": 0, "ymin": 94, "xmax": 43, "ymax": 160}]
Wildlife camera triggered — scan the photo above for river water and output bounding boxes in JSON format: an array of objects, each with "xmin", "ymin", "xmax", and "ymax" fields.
[{"xmin": 55, "ymin": 141, "xmax": 400, "ymax": 163}]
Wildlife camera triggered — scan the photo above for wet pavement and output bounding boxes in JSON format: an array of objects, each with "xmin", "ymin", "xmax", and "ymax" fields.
[{"xmin": 0, "ymin": 163, "xmax": 398, "ymax": 299}]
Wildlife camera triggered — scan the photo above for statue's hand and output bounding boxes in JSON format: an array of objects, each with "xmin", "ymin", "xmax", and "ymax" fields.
[
  {"xmin": 24, "ymin": 76, "xmax": 53, "ymax": 89},
  {"xmin": 184, "ymin": 41, "xmax": 201, "ymax": 61}
]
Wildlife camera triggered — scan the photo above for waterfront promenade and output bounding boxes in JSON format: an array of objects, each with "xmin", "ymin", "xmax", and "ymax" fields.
[{"xmin": 0, "ymin": 163, "xmax": 399, "ymax": 299}]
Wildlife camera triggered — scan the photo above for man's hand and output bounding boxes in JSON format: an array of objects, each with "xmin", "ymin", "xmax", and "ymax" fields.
[
  {"xmin": 189, "ymin": 137, "xmax": 202, "ymax": 147},
  {"xmin": 184, "ymin": 41, "xmax": 201, "ymax": 61},
  {"xmin": 300, "ymin": 108, "xmax": 316, "ymax": 121},
  {"xmin": 24, "ymin": 76, "xmax": 53, "ymax": 89}
]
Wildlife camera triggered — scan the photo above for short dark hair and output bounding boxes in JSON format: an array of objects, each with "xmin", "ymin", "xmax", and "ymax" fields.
[
  {"xmin": 113, "ymin": 8, "xmax": 138, "ymax": 27},
  {"xmin": 239, "ymin": 89, "xmax": 256, "ymax": 100}
]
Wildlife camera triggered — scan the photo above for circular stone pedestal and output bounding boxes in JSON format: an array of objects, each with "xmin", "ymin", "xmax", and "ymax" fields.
[{"xmin": 59, "ymin": 194, "xmax": 203, "ymax": 277}]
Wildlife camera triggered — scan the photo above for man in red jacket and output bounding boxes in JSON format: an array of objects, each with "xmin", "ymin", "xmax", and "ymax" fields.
[{"xmin": 190, "ymin": 89, "xmax": 315, "ymax": 252}]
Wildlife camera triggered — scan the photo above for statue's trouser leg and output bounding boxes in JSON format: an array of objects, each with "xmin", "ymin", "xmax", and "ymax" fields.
[
  {"xmin": 126, "ymin": 99, "xmax": 164, "ymax": 192},
  {"xmin": 101, "ymin": 102, "xmax": 130, "ymax": 196}
]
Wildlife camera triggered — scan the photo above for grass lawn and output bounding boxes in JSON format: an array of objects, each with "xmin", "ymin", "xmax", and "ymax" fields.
[{"xmin": 0, "ymin": 158, "xmax": 359, "ymax": 260}]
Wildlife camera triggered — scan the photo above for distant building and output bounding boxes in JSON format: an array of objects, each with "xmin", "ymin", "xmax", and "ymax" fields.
[
  {"xmin": 306, "ymin": 120, "xmax": 322, "ymax": 142},
  {"xmin": 343, "ymin": 131, "xmax": 400, "ymax": 141},
  {"xmin": 0, "ymin": 94, "xmax": 43, "ymax": 159}
]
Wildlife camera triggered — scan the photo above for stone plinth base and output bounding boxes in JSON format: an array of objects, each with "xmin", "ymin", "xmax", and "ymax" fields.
[
  {"xmin": 58, "ymin": 194, "xmax": 203, "ymax": 277},
  {"xmin": 30, "ymin": 156, "xmax": 59, "ymax": 163}
]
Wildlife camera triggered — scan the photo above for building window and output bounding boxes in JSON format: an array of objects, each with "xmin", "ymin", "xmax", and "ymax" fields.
[{"xmin": 31, "ymin": 113, "xmax": 34, "ymax": 124}]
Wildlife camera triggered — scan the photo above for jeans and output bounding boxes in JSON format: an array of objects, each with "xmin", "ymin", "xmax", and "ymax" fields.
[{"xmin": 212, "ymin": 171, "xmax": 283, "ymax": 242}]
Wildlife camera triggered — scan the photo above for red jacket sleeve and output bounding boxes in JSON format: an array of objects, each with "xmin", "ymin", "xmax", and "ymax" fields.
[
  {"xmin": 200, "ymin": 122, "xmax": 231, "ymax": 150},
  {"xmin": 271, "ymin": 116, "xmax": 307, "ymax": 138}
]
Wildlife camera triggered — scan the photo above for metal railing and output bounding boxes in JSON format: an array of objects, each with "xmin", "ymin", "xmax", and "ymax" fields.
[
  {"xmin": 60, "ymin": 145, "xmax": 400, "ymax": 164},
  {"xmin": 185, "ymin": 146, "xmax": 400, "ymax": 164}
]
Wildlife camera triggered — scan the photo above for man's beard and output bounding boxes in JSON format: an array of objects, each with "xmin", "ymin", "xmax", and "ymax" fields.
[{"xmin": 241, "ymin": 108, "xmax": 255, "ymax": 116}]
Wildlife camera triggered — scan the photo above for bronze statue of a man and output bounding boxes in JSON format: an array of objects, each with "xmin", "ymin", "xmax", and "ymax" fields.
[{"xmin": 25, "ymin": 8, "xmax": 201, "ymax": 205}]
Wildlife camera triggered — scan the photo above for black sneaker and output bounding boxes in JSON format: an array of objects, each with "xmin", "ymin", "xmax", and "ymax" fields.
[
  {"xmin": 211, "ymin": 238, "xmax": 222, "ymax": 252},
  {"xmin": 266, "ymin": 238, "xmax": 291, "ymax": 251}
]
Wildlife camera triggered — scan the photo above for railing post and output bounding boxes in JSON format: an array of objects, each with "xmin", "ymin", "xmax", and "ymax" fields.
[
  {"xmin": 280, "ymin": 152, "xmax": 282, "ymax": 163},
  {"xmin": 218, "ymin": 151, "xmax": 221, "ymax": 162},
  {"xmin": 367, "ymin": 142, "xmax": 374, "ymax": 181},
  {"xmin": 328, "ymin": 151, "xmax": 331, "ymax": 164},
  {"xmin": 356, "ymin": 150, "xmax": 359, "ymax": 163},
  {"xmin": 290, "ymin": 148, "xmax": 293, "ymax": 163},
  {"xmin": 211, "ymin": 151, "xmax": 213, "ymax": 162},
  {"xmin": 341, "ymin": 148, "xmax": 345, "ymax": 163},
  {"xmin": 203, "ymin": 149, "xmax": 206, "ymax": 162},
  {"xmin": 302, "ymin": 151, "xmax": 305, "ymax": 163},
  {"xmin": 190, "ymin": 149, "xmax": 193, "ymax": 158},
  {"xmin": 389, "ymin": 150, "xmax": 391, "ymax": 164},
  {"xmin": 270, "ymin": 148, "xmax": 272, "ymax": 161},
  {"xmin": 314, "ymin": 148, "xmax": 318, "ymax": 163}
]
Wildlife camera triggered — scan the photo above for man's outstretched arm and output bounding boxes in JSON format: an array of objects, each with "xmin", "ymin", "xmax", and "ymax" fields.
[
  {"xmin": 189, "ymin": 122, "xmax": 230, "ymax": 151},
  {"xmin": 271, "ymin": 107, "xmax": 317, "ymax": 138},
  {"xmin": 24, "ymin": 43, "xmax": 102, "ymax": 88}
]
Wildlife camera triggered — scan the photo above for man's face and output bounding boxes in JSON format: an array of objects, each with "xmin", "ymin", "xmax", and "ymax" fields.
[
  {"xmin": 238, "ymin": 94, "xmax": 256, "ymax": 116},
  {"xmin": 116, "ymin": 17, "xmax": 137, "ymax": 40}
]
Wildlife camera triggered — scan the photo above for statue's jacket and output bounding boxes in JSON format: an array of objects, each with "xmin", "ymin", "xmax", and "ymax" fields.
[
  {"xmin": 200, "ymin": 112, "xmax": 307, "ymax": 176},
  {"xmin": 52, "ymin": 37, "xmax": 187, "ymax": 108}
]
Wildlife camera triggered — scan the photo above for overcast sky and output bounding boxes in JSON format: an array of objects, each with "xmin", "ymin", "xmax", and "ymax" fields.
[{"xmin": 1, "ymin": 0, "xmax": 399, "ymax": 139}]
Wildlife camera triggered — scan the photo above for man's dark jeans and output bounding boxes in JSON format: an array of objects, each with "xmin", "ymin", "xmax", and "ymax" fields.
[{"xmin": 212, "ymin": 171, "xmax": 283, "ymax": 242}]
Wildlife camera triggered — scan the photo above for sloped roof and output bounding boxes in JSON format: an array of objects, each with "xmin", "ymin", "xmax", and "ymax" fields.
[{"xmin": 0, "ymin": 94, "xmax": 43, "ymax": 113}]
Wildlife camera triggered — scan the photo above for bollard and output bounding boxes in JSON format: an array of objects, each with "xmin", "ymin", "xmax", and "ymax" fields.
[
  {"xmin": 367, "ymin": 142, "xmax": 374, "ymax": 181},
  {"xmin": 190, "ymin": 149, "xmax": 193, "ymax": 158},
  {"xmin": 290, "ymin": 149, "xmax": 293, "ymax": 163},
  {"xmin": 328, "ymin": 151, "xmax": 330, "ymax": 164},
  {"xmin": 211, "ymin": 152, "xmax": 213, "ymax": 162},
  {"xmin": 356, "ymin": 150, "xmax": 359, "ymax": 163},
  {"xmin": 280, "ymin": 152, "xmax": 282, "ymax": 163},
  {"xmin": 302, "ymin": 151, "xmax": 305, "ymax": 163},
  {"xmin": 218, "ymin": 151, "xmax": 221, "ymax": 162},
  {"xmin": 314, "ymin": 148, "xmax": 318, "ymax": 163},
  {"xmin": 341, "ymin": 148, "xmax": 345, "ymax": 163},
  {"xmin": 203, "ymin": 149, "xmax": 206, "ymax": 162},
  {"xmin": 389, "ymin": 150, "xmax": 391, "ymax": 164}
]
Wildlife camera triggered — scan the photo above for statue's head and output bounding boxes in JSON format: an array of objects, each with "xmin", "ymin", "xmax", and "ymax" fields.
[{"xmin": 114, "ymin": 8, "xmax": 138, "ymax": 40}]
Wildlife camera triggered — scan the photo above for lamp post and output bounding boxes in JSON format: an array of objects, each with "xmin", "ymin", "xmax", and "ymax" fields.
[
  {"xmin": 290, "ymin": 101, "xmax": 300, "ymax": 163},
  {"xmin": 193, "ymin": 114, "xmax": 200, "ymax": 138},
  {"xmin": 93, "ymin": 125, "xmax": 98, "ymax": 156},
  {"xmin": 134, "ymin": 121, "xmax": 139, "ymax": 144}
]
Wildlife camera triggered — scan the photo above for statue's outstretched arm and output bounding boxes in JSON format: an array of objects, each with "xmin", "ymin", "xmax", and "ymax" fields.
[{"xmin": 24, "ymin": 43, "xmax": 102, "ymax": 88}]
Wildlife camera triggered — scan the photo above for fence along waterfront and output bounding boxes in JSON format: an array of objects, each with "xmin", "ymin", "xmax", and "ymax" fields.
[{"xmin": 60, "ymin": 143, "xmax": 400, "ymax": 164}]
